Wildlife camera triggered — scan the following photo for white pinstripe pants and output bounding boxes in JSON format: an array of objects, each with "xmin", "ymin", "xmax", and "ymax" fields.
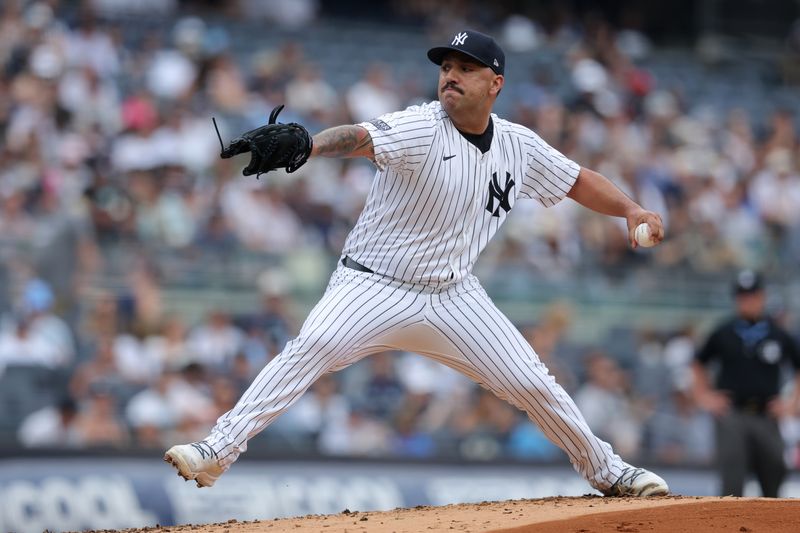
[{"xmin": 207, "ymin": 265, "xmax": 626, "ymax": 491}]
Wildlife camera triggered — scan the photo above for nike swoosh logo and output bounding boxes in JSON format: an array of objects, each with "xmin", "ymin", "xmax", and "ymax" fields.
[{"xmin": 443, "ymin": 155, "xmax": 456, "ymax": 161}]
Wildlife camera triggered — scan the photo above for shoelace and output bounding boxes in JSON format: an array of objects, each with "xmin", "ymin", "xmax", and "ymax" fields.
[
  {"xmin": 191, "ymin": 441, "xmax": 218, "ymax": 460},
  {"xmin": 616, "ymin": 467, "xmax": 645, "ymax": 486},
  {"xmin": 608, "ymin": 467, "xmax": 647, "ymax": 494}
]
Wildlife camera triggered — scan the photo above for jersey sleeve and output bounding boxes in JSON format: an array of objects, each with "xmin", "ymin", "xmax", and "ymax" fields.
[
  {"xmin": 695, "ymin": 328, "xmax": 721, "ymax": 365},
  {"xmin": 358, "ymin": 106, "xmax": 435, "ymax": 173},
  {"xmin": 519, "ymin": 130, "xmax": 580, "ymax": 207},
  {"xmin": 779, "ymin": 329, "xmax": 800, "ymax": 370}
]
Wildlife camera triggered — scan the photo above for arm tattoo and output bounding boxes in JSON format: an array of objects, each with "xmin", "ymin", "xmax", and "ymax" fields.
[{"xmin": 313, "ymin": 125, "xmax": 374, "ymax": 159}]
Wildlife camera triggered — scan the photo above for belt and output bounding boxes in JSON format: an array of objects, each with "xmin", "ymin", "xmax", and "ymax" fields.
[
  {"xmin": 734, "ymin": 397, "xmax": 769, "ymax": 415},
  {"xmin": 341, "ymin": 256, "xmax": 374, "ymax": 274}
]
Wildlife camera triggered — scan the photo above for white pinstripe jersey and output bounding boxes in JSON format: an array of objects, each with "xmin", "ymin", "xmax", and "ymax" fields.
[{"xmin": 342, "ymin": 101, "xmax": 580, "ymax": 286}]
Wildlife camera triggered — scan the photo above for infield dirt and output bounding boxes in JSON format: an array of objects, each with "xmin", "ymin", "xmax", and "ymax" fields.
[{"xmin": 105, "ymin": 495, "xmax": 800, "ymax": 533}]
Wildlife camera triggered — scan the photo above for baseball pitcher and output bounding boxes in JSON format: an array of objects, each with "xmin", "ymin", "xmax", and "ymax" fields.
[{"xmin": 165, "ymin": 29, "xmax": 668, "ymax": 497}]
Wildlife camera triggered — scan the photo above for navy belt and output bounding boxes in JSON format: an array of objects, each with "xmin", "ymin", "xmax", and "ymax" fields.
[{"xmin": 341, "ymin": 256, "xmax": 374, "ymax": 274}]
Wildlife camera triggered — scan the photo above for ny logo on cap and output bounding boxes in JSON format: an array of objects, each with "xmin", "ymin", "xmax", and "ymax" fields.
[{"xmin": 452, "ymin": 32, "xmax": 468, "ymax": 46}]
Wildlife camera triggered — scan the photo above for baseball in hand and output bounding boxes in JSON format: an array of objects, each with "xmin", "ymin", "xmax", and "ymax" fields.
[{"xmin": 634, "ymin": 223, "xmax": 656, "ymax": 248}]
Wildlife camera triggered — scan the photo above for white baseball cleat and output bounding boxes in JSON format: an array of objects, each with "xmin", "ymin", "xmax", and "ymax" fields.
[
  {"xmin": 164, "ymin": 441, "xmax": 224, "ymax": 488},
  {"xmin": 602, "ymin": 465, "xmax": 669, "ymax": 497}
]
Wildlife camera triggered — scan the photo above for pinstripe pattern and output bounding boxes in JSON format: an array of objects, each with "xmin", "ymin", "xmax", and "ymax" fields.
[
  {"xmin": 207, "ymin": 266, "xmax": 427, "ymax": 464},
  {"xmin": 206, "ymin": 267, "xmax": 625, "ymax": 491},
  {"xmin": 199, "ymin": 100, "xmax": 629, "ymax": 493},
  {"xmin": 424, "ymin": 279, "xmax": 624, "ymax": 489},
  {"xmin": 344, "ymin": 101, "xmax": 580, "ymax": 285}
]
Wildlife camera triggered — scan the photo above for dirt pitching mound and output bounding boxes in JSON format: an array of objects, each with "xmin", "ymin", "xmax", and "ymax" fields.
[{"xmin": 114, "ymin": 496, "xmax": 799, "ymax": 533}]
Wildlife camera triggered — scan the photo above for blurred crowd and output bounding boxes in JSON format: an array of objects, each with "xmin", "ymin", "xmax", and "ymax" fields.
[{"xmin": 1, "ymin": 0, "xmax": 800, "ymax": 467}]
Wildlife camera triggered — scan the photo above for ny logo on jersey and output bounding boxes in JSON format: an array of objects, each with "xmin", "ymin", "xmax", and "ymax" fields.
[
  {"xmin": 486, "ymin": 171, "xmax": 514, "ymax": 217},
  {"xmin": 452, "ymin": 32, "xmax": 468, "ymax": 46}
]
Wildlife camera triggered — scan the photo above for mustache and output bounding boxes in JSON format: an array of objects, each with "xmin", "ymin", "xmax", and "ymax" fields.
[{"xmin": 441, "ymin": 82, "xmax": 463, "ymax": 94}]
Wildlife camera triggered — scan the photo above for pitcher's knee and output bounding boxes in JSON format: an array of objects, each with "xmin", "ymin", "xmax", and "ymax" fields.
[{"xmin": 510, "ymin": 374, "xmax": 557, "ymax": 397}]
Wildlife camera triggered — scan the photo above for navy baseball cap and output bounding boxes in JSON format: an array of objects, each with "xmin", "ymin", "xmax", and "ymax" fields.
[
  {"xmin": 733, "ymin": 269, "xmax": 764, "ymax": 295},
  {"xmin": 427, "ymin": 30, "xmax": 505, "ymax": 75}
]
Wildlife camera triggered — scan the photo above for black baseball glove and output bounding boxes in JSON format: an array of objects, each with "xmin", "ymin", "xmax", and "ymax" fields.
[{"xmin": 216, "ymin": 105, "xmax": 313, "ymax": 178}]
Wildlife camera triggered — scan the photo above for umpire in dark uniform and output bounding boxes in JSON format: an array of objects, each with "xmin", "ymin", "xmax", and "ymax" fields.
[{"xmin": 692, "ymin": 270, "xmax": 800, "ymax": 497}]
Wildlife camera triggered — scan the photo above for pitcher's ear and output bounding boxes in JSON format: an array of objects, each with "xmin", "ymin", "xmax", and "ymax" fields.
[{"xmin": 491, "ymin": 74, "xmax": 504, "ymax": 97}]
